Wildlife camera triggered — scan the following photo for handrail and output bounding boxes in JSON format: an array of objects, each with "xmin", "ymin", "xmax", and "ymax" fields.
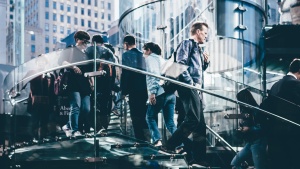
[
  {"xmin": 118, "ymin": 0, "xmax": 165, "ymax": 26},
  {"xmin": 92, "ymin": 58, "xmax": 300, "ymax": 128},
  {"xmin": 168, "ymin": 1, "xmax": 213, "ymax": 43},
  {"xmin": 206, "ymin": 71, "xmax": 264, "ymax": 96},
  {"xmin": 206, "ymin": 125, "xmax": 237, "ymax": 154},
  {"xmin": 7, "ymin": 57, "xmax": 299, "ymax": 129}
]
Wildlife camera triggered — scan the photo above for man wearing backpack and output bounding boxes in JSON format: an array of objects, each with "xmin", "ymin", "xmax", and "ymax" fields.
[
  {"xmin": 163, "ymin": 22, "xmax": 210, "ymax": 167},
  {"xmin": 85, "ymin": 34, "xmax": 115, "ymax": 135}
]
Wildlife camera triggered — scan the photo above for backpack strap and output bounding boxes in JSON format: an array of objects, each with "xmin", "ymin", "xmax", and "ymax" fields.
[{"xmin": 173, "ymin": 39, "xmax": 194, "ymax": 64}]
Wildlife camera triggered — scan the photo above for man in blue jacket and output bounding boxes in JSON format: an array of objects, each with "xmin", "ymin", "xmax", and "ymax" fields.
[{"xmin": 164, "ymin": 22, "xmax": 210, "ymax": 167}]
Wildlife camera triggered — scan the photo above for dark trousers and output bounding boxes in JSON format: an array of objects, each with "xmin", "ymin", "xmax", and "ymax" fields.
[
  {"xmin": 91, "ymin": 91, "xmax": 112, "ymax": 131},
  {"xmin": 128, "ymin": 91, "xmax": 149, "ymax": 141},
  {"xmin": 166, "ymin": 87, "xmax": 206, "ymax": 162},
  {"xmin": 31, "ymin": 103, "xmax": 50, "ymax": 138}
]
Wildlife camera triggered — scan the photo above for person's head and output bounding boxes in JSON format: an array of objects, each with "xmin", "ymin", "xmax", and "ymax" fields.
[
  {"xmin": 190, "ymin": 22, "xmax": 208, "ymax": 44},
  {"xmin": 236, "ymin": 88, "xmax": 258, "ymax": 113},
  {"xmin": 92, "ymin": 34, "xmax": 104, "ymax": 45},
  {"xmin": 74, "ymin": 30, "xmax": 90, "ymax": 46},
  {"xmin": 104, "ymin": 43, "xmax": 115, "ymax": 54},
  {"xmin": 142, "ymin": 42, "xmax": 161, "ymax": 56},
  {"xmin": 123, "ymin": 35, "xmax": 136, "ymax": 50},
  {"xmin": 289, "ymin": 58, "xmax": 300, "ymax": 79}
]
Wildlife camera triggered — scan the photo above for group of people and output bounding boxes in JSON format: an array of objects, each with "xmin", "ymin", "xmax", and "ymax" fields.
[
  {"xmin": 27, "ymin": 21, "xmax": 211, "ymax": 167},
  {"xmin": 120, "ymin": 21, "xmax": 211, "ymax": 167},
  {"xmin": 26, "ymin": 19, "xmax": 300, "ymax": 168}
]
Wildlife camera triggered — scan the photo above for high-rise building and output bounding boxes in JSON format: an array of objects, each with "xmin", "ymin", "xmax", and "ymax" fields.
[
  {"xmin": 7, "ymin": 0, "xmax": 115, "ymax": 65},
  {"xmin": 0, "ymin": 0, "xmax": 7, "ymax": 64}
]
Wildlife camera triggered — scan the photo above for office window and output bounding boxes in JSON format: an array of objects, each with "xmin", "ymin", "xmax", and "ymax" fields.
[
  {"xmin": 74, "ymin": 17, "xmax": 78, "ymax": 25},
  {"xmin": 45, "ymin": 35, "xmax": 49, "ymax": 43},
  {"xmin": 53, "ymin": 25, "xmax": 57, "ymax": 32},
  {"xmin": 53, "ymin": 36, "xmax": 57, "ymax": 44},
  {"xmin": 88, "ymin": 9, "xmax": 91, "ymax": 16},
  {"xmin": 67, "ymin": 5, "xmax": 71, "ymax": 12},
  {"xmin": 60, "ymin": 26, "xmax": 64, "ymax": 34},
  {"xmin": 45, "ymin": 12, "xmax": 49, "ymax": 19},
  {"xmin": 31, "ymin": 45, "xmax": 35, "ymax": 53},
  {"xmin": 88, "ymin": 21, "xmax": 91, "ymax": 28},
  {"xmin": 108, "ymin": 2, "xmax": 111, "ymax": 10},
  {"xmin": 108, "ymin": 25, "xmax": 111, "ymax": 28},
  {"xmin": 95, "ymin": 0, "xmax": 97, "ymax": 6},
  {"xmin": 81, "ymin": 19, "xmax": 84, "ymax": 26},
  {"xmin": 101, "ymin": 12, "xmax": 104, "ymax": 19},
  {"xmin": 74, "ymin": 0, "xmax": 77, "ymax": 2},
  {"xmin": 88, "ymin": 0, "xmax": 91, "ymax": 5},
  {"xmin": 81, "ymin": 8, "xmax": 84, "ymax": 15},
  {"xmin": 31, "ymin": 34, "xmax": 35, "ymax": 41},
  {"xmin": 81, "ymin": 0, "xmax": 84, "ymax": 4},
  {"xmin": 75, "ymin": 6, "xmax": 78, "ymax": 13},
  {"xmin": 101, "ymin": 23, "xmax": 104, "ymax": 30},
  {"xmin": 108, "ymin": 14, "xmax": 111, "ymax": 21},
  {"xmin": 67, "ymin": 28, "xmax": 71, "ymax": 35},
  {"xmin": 94, "ymin": 12, "xmax": 98, "ymax": 18},
  {"xmin": 45, "ymin": 23, "xmax": 49, "ymax": 31},
  {"xmin": 101, "ymin": 1, "xmax": 104, "ymax": 8},
  {"xmin": 45, "ymin": 47, "xmax": 49, "ymax": 53},
  {"xmin": 53, "ymin": 13, "xmax": 57, "ymax": 21},
  {"xmin": 60, "ymin": 3, "xmax": 64, "ymax": 11},
  {"xmin": 60, "ymin": 15, "xmax": 64, "ymax": 22},
  {"xmin": 67, "ymin": 16, "xmax": 71, "ymax": 23},
  {"xmin": 45, "ymin": 0, "xmax": 49, "ymax": 7},
  {"xmin": 95, "ymin": 22, "xmax": 98, "ymax": 29},
  {"xmin": 53, "ymin": 1, "xmax": 56, "ymax": 9}
]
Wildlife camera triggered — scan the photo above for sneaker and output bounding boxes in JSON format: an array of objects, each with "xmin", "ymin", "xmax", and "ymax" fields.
[
  {"xmin": 153, "ymin": 140, "xmax": 162, "ymax": 147},
  {"xmin": 96, "ymin": 128, "xmax": 107, "ymax": 136},
  {"xmin": 111, "ymin": 109, "xmax": 120, "ymax": 116},
  {"xmin": 175, "ymin": 146, "xmax": 187, "ymax": 155},
  {"xmin": 62, "ymin": 125, "xmax": 72, "ymax": 137},
  {"xmin": 72, "ymin": 131, "xmax": 82, "ymax": 137},
  {"xmin": 188, "ymin": 160, "xmax": 210, "ymax": 168}
]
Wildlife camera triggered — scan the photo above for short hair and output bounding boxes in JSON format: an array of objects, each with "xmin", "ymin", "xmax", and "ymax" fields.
[
  {"xmin": 289, "ymin": 59, "xmax": 300, "ymax": 73},
  {"xmin": 74, "ymin": 30, "xmax": 90, "ymax": 41},
  {"xmin": 190, "ymin": 22, "xmax": 209, "ymax": 35},
  {"xmin": 104, "ymin": 43, "xmax": 115, "ymax": 54},
  {"xmin": 143, "ymin": 42, "xmax": 161, "ymax": 55},
  {"xmin": 92, "ymin": 34, "xmax": 104, "ymax": 44},
  {"xmin": 123, "ymin": 35, "xmax": 136, "ymax": 46}
]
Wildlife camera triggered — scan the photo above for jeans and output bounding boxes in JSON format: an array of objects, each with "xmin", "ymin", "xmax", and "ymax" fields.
[
  {"xmin": 146, "ymin": 93, "xmax": 177, "ymax": 143},
  {"xmin": 231, "ymin": 137, "xmax": 268, "ymax": 169},
  {"xmin": 166, "ymin": 87, "xmax": 206, "ymax": 162},
  {"xmin": 67, "ymin": 92, "xmax": 90, "ymax": 133}
]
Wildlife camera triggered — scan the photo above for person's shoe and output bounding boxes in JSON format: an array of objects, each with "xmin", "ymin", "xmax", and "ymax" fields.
[
  {"xmin": 175, "ymin": 146, "xmax": 187, "ymax": 155},
  {"xmin": 62, "ymin": 125, "xmax": 72, "ymax": 137},
  {"xmin": 72, "ymin": 131, "xmax": 82, "ymax": 137},
  {"xmin": 188, "ymin": 159, "xmax": 210, "ymax": 168},
  {"xmin": 96, "ymin": 128, "xmax": 107, "ymax": 136},
  {"xmin": 111, "ymin": 109, "xmax": 120, "ymax": 116},
  {"xmin": 153, "ymin": 140, "xmax": 162, "ymax": 147}
]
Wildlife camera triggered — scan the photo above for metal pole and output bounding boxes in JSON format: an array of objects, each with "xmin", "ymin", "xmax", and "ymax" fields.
[
  {"xmin": 93, "ymin": 42, "xmax": 97, "ymax": 158},
  {"xmin": 158, "ymin": 0, "xmax": 167, "ymax": 144}
]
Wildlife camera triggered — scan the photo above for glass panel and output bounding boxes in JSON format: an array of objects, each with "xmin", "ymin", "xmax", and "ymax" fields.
[{"xmin": 118, "ymin": 0, "xmax": 268, "ymax": 151}]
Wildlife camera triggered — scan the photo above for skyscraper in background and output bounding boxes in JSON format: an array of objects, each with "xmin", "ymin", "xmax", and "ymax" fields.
[
  {"xmin": 6, "ymin": 0, "xmax": 116, "ymax": 65},
  {"xmin": 0, "ymin": 0, "xmax": 6, "ymax": 64}
]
